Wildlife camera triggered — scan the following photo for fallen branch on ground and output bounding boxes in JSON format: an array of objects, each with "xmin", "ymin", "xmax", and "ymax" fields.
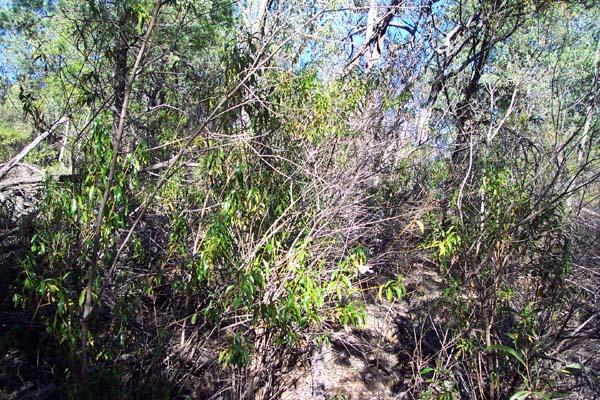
[{"xmin": 0, "ymin": 117, "xmax": 67, "ymax": 180}]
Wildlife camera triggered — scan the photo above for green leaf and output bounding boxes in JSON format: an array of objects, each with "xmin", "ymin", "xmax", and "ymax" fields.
[
  {"xmin": 509, "ymin": 391, "xmax": 531, "ymax": 400},
  {"xmin": 486, "ymin": 344, "xmax": 526, "ymax": 368},
  {"xmin": 378, "ymin": 284, "xmax": 385, "ymax": 302},
  {"xmin": 70, "ymin": 198, "xmax": 77, "ymax": 215},
  {"xmin": 509, "ymin": 391, "xmax": 551, "ymax": 400},
  {"xmin": 78, "ymin": 289, "xmax": 86, "ymax": 307},
  {"xmin": 561, "ymin": 362, "xmax": 587, "ymax": 375},
  {"xmin": 114, "ymin": 186, "xmax": 122, "ymax": 203}
]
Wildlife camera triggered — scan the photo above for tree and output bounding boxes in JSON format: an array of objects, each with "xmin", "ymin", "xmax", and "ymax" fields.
[{"xmin": 1, "ymin": 0, "xmax": 598, "ymax": 398}]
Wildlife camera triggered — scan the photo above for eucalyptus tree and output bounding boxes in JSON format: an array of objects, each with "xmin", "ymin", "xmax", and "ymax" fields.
[{"xmin": 1, "ymin": 0, "xmax": 599, "ymax": 398}]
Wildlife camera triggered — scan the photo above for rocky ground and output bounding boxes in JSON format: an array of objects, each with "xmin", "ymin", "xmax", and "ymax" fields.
[{"xmin": 280, "ymin": 267, "xmax": 443, "ymax": 400}]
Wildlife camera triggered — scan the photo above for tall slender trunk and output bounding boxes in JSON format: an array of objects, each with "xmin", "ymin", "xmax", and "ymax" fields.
[{"xmin": 80, "ymin": 1, "xmax": 162, "ymax": 380}]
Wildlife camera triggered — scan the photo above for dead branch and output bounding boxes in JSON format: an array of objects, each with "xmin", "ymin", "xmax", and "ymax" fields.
[{"xmin": 0, "ymin": 117, "xmax": 67, "ymax": 180}]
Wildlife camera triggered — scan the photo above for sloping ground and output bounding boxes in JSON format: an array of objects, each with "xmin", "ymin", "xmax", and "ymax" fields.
[
  {"xmin": 0, "ymin": 164, "xmax": 45, "ymax": 220},
  {"xmin": 281, "ymin": 267, "xmax": 443, "ymax": 400},
  {"xmin": 279, "ymin": 238, "xmax": 600, "ymax": 400},
  {"xmin": 0, "ymin": 161, "xmax": 598, "ymax": 399},
  {"xmin": 0, "ymin": 164, "xmax": 51, "ymax": 400},
  {"xmin": 0, "ymin": 164, "xmax": 47, "ymax": 289}
]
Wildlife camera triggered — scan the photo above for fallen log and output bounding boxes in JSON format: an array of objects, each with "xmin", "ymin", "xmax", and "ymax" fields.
[
  {"xmin": 0, "ymin": 117, "xmax": 67, "ymax": 180},
  {"xmin": 0, "ymin": 176, "xmax": 45, "ymax": 191}
]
